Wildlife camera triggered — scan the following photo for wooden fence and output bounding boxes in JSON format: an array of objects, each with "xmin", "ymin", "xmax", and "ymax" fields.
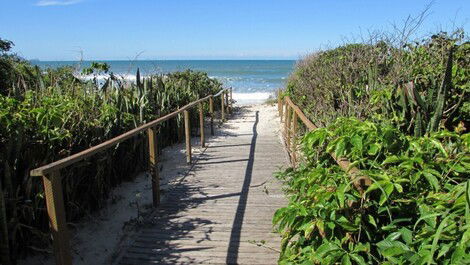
[
  {"xmin": 277, "ymin": 89, "xmax": 371, "ymax": 192},
  {"xmin": 30, "ymin": 88, "xmax": 233, "ymax": 265}
]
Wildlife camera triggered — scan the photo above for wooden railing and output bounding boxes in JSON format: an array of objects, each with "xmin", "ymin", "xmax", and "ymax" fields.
[
  {"xmin": 277, "ymin": 89, "xmax": 371, "ymax": 192},
  {"xmin": 30, "ymin": 88, "xmax": 233, "ymax": 265}
]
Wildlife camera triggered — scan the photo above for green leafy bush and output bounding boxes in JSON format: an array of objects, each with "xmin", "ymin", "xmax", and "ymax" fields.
[
  {"xmin": 287, "ymin": 31, "xmax": 469, "ymax": 131},
  {"xmin": 274, "ymin": 118, "xmax": 470, "ymax": 264}
]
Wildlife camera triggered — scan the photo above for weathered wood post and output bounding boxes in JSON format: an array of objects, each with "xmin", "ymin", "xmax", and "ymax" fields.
[
  {"xmin": 209, "ymin": 96, "xmax": 214, "ymax": 136},
  {"xmin": 229, "ymin": 87, "xmax": 233, "ymax": 113},
  {"xmin": 221, "ymin": 92, "xmax": 225, "ymax": 121},
  {"xmin": 292, "ymin": 111, "xmax": 298, "ymax": 166},
  {"xmin": 183, "ymin": 110, "xmax": 191, "ymax": 164},
  {"xmin": 283, "ymin": 101, "xmax": 289, "ymax": 140},
  {"xmin": 42, "ymin": 171, "xmax": 72, "ymax": 265},
  {"xmin": 147, "ymin": 126, "xmax": 160, "ymax": 206},
  {"xmin": 225, "ymin": 92, "xmax": 230, "ymax": 115},
  {"xmin": 286, "ymin": 105, "xmax": 292, "ymax": 150},
  {"xmin": 198, "ymin": 103, "xmax": 205, "ymax": 147}
]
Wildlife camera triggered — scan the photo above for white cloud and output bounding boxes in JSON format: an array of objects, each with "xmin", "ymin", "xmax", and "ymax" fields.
[{"xmin": 36, "ymin": 0, "xmax": 83, "ymax": 6}]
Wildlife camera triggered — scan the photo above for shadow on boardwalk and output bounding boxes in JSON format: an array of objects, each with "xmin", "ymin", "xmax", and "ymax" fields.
[
  {"xmin": 226, "ymin": 111, "xmax": 258, "ymax": 264},
  {"xmin": 115, "ymin": 106, "xmax": 284, "ymax": 265}
]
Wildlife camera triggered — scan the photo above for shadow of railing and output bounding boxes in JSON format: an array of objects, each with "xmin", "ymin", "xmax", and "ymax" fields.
[
  {"xmin": 226, "ymin": 111, "xmax": 259, "ymax": 264},
  {"xmin": 118, "ymin": 108, "xmax": 262, "ymax": 264}
]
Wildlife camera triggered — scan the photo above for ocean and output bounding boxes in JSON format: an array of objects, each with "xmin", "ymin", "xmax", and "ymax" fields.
[{"xmin": 33, "ymin": 60, "xmax": 296, "ymax": 104}]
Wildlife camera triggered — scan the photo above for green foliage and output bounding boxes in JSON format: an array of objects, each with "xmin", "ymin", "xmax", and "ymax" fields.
[
  {"xmin": 278, "ymin": 29, "xmax": 469, "ymax": 265},
  {"xmin": 0, "ymin": 38, "xmax": 13, "ymax": 53},
  {"xmin": 0, "ymin": 59, "xmax": 223, "ymax": 260},
  {"xmin": 81, "ymin": 62, "xmax": 110, "ymax": 75},
  {"xmin": 287, "ymin": 31, "xmax": 469, "ymax": 131},
  {"xmin": 274, "ymin": 118, "xmax": 470, "ymax": 264}
]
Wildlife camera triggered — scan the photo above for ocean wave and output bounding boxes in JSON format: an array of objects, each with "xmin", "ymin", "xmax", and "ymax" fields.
[
  {"xmin": 79, "ymin": 74, "xmax": 142, "ymax": 81},
  {"xmin": 232, "ymin": 92, "xmax": 275, "ymax": 105},
  {"xmin": 78, "ymin": 74, "xmax": 282, "ymax": 96}
]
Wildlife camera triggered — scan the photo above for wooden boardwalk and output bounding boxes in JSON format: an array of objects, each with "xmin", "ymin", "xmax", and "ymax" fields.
[{"xmin": 115, "ymin": 105, "xmax": 287, "ymax": 265}]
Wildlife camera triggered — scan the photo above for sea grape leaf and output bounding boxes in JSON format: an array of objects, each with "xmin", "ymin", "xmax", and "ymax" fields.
[
  {"xmin": 314, "ymin": 242, "xmax": 340, "ymax": 258},
  {"xmin": 377, "ymin": 239, "xmax": 412, "ymax": 257},
  {"xmin": 336, "ymin": 216, "xmax": 358, "ymax": 231},
  {"xmin": 350, "ymin": 254, "xmax": 367, "ymax": 265}
]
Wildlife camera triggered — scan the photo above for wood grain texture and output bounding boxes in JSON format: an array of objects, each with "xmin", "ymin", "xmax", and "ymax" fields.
[
  {"xmin": 210, "ymin": 96, "xmax": 214, "ymax": 136},
  {"xmin": 221, "ymin": 93, "xmax": 226, "ymax": 121},
  {"xmin": 148, "ymin": 126, "xmax": 160, "ymax": 206},
  {"xmin": 184, "ymin": 110, "xmax": 192, "ymax": 164},
  {"xmin": 199, "ymin": 103, "xmax": 205, "ymax": 147},
  {"xmin": 42, "ymin": 172, "xmax": 72, "ymax": 265},
  {"xmin": 291, "ymin": 111, "xmax": 298, "ymax": 166}
]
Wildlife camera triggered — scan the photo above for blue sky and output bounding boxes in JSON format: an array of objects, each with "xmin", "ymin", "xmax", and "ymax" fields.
[{"xmin": 0, "ymin": 0, "xmax": 468, "ymax": 60}]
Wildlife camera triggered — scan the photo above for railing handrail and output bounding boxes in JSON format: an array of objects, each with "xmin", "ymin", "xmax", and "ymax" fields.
[
  {"xmin": 31, "ymin": 89, "xmax": 229, "ymax": 177},
  {"xmin": 213, "ymin": 89, "xmax": 226, "ymax": 97},
  {"xmin": 279, "ymin": 92, "xmax": 371, "ymax": 192},
  {"xmin": 284, "ymin": 96, "xmax": 317, "ymax": 130}
]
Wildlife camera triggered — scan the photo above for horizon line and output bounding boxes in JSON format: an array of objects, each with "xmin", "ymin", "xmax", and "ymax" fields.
[{"xmin": 31, "ymin": 58, "xmax": 298, "ymax": 62}]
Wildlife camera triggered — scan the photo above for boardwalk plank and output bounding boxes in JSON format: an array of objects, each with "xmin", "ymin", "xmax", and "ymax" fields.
[{"xmin": 115, "ymin": 106, "xmax": 287, "ymax": 265}]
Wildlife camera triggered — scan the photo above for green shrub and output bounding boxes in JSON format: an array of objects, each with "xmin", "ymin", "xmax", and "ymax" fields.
[
  {"xmin": 286, "ymin": 31, "xmax": 469, "ymax": 131},
  {"xmin": 274, "ymin": 118, "xmax": 470, "ymax": 264}
]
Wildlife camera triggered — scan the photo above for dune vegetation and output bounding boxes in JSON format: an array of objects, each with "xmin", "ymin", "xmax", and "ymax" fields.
[
  {"xmin": 275, "ymin": 30, "xmax": 469, "ymax": 264},
  {"xmin": 0, "ymin": 38, "xmax": 223, "ymax": 263}
]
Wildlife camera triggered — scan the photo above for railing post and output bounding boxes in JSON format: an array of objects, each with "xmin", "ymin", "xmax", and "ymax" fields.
[
  {"xmin": 42, "ymin": 171, "xmax": 72, "ymax": 265},
  {"xmin": 230, "ymin": 87, "xmax": 233, "ymax": 112},
  {"xmin": 292, "ymin": 111, "xmax": 298, "ymax": 167},
  {"xmin": 147, "ymin": 127, "xmax": 160, "ymax": 206},
  {"xmin": 225, "ymin": 92, "xmax": 230, "ymax": 115},
  {"xmin": 221, "ymin": 92, "xmax": 225, "ymax": 121},
  {"xmin": 209, "ymin": 96, "xmax": 214, "ymax": 135},
  {"xmin": 285, "ymin": 104, "xmax": 291, "ymax": 151},
  {"xmin": 183, "ymin": 110, "xmax": 191, "ymax": 164},
  {"xmin": 283, "ymin": 101, "xmax": 289, "ymax": 140},
  {"xmin": 198, "ymin": 103, "xmax": 205, "ymax": 147}
]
